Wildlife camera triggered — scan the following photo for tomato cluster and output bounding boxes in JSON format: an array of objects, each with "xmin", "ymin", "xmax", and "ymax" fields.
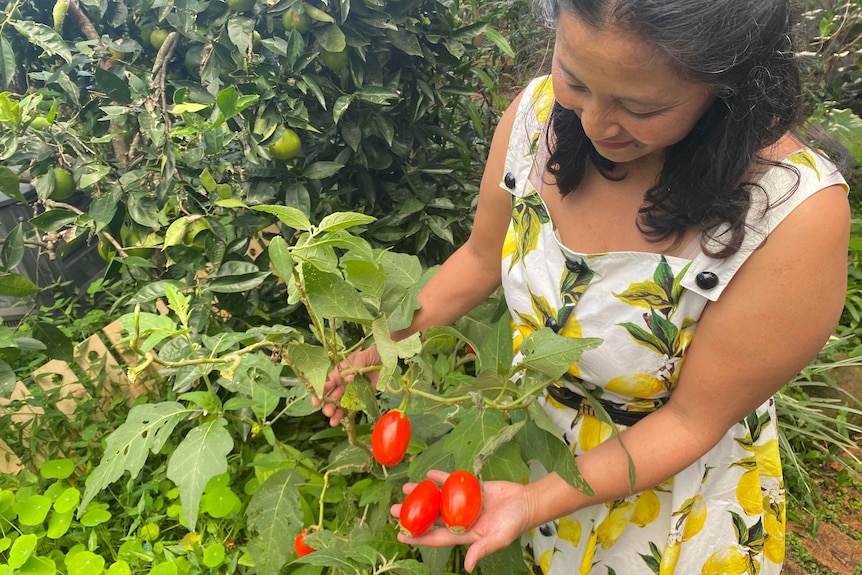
[
  {"xmin": 398, "ymin": 470, "xmax": 483, "ymax": 537},
  {"xmin": 371, "ymin": 410, "xmax": 411, "ymax": 466}
]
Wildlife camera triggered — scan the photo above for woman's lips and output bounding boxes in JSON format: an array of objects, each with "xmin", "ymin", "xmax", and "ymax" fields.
[{"xmin": 594, "ymin": 139, "xmax": 635, "ymax": 150}]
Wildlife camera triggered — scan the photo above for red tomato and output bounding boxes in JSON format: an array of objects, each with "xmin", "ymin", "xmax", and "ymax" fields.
[
  {"xmin": 294, "ymin": 528, "xmax": 315, "ymax": 557},
  {"xmin": 465, "ymin": 344, "xmax": 476, "ymax": 355},
  {"xmin": 440, "ymin": 470, "xmax": 482, "ymax": 533},
  {"xmin": 371, "ymin": 410, "xmax": 411, "ymax": 466},
  {"xmin": 399, "ymin": 479, "xmax": 441, "ymax": 537}
]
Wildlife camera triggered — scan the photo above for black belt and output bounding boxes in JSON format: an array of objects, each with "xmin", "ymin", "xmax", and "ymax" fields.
[{"xmin": 546, "ymin": 384, "xmax": 658, "ymax": 427}]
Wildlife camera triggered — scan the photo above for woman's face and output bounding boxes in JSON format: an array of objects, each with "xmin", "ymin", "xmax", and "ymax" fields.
[{"xmin": 551, "ymin": 11, "xmax": 714, "ymax": 168}]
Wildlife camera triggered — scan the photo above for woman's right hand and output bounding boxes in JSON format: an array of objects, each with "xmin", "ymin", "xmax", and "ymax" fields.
[{"xmin": 314, "ymin": 346, "xmax": 382, "ymax": 426}]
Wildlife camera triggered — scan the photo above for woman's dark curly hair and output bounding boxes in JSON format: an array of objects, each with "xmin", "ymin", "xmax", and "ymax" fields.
[{"xmin": 537, "ymin": 0, "xmax": 803, "ymax": 257}]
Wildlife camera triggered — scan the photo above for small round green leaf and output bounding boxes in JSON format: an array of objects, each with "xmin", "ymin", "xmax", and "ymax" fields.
[
  {"xmin": 16, "ymin": 495, "xmax": 52, "ymax": 526},
  {"xmin": 202, "ymin": 543, "xmax": 225, "ymax": 568},
  {"xmin": 201, "ymin": 486, "xmax": 240, "ymax": 518},
  {"xmin": 148, "ymin": 561, "xmax": 178, "ymax": 575},
  {"xmin": 53, "ymin": 487, "xmax": 81, "ymax": 514},
  {"xmin": 47, "ymin": 509, "xmax": 74, "ymax": 539},
  {"xmin": 67, "ymin": 550, "xmax": 105, "ymax": 575},
  {"xmin": 9, "ymin": 533, "xmax": 38, "ymax": 569},
  {"xmin": 0, "ymin": 489, "xmax": 16, "ymax": 513},
  {"xmin": 18, "ymin": 555, "xmax": 55, "ymax": 575},
  {"xmin": 0, "ymin": 536, "xmax": 10, "ymax": 552},
  {"xmin": 107, "ymin": 560, "xmax": 132, "ymax": 575},
  {"xmin": 80, "ymin": 507, "xmax": 112, "ymax": 526},
  {"xmin": 40, "ymin": 458, "xmax": 75, "ymax": 479}
]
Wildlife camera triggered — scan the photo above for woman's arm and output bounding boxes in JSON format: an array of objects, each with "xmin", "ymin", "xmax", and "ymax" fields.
[{"xmin": 396, "ymin": 182, "xmax": 851, "ymax": 571}]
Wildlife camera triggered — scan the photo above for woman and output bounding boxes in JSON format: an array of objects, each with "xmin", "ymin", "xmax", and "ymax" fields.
[{"xmin": 321, "ymin": 0, "xmax": 850, "ymax": 572}]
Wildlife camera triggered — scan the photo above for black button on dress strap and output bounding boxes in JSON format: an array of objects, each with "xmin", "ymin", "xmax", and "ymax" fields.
[
  {"xmin": 504, "ymin": 172, "xmax": 516, "ymax": 189},
  {"xmin": 695, "ymin": 271, "xmax": 719, "ymax": 290},
  {"xmin": 544, "ymin": 317, "xmax": 560, "ymax": 332}
]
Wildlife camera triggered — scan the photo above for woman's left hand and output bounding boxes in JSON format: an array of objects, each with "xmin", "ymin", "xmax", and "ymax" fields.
[{"xmin": 391, "ymin": 470, "xmax": 533, "ymax": 573}]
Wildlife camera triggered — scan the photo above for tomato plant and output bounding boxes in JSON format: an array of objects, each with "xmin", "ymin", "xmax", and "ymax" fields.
[
  {"xmin": 371, "ymin": 410, "xmax": 412, "ymax": 466},
  {"xmin": 399, "ymin": 479, "xmax": 441, "ymax": 537},
  {"xmin": 441, "ymin": 471, "xmax": 483, "ymax": 534}
]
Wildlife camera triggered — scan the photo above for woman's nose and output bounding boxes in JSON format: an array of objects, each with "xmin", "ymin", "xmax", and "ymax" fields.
[{"xmin": 579, "ymin": 100, "xmax": 623, "ymax": 141}]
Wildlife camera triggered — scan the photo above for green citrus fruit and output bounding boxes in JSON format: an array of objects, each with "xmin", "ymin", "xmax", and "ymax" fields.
[
  {"xmin": 149, "ymin": 29, "xmax": 170, "ymax": 50},
  {"xmin": 30, "ymin": 117, "xmax": 51, "ymax": 131},
  {"xmin": 269, "ymin": 129, "xmax": 302, "ymax": 160},
  {"xmin": 51, "ymin": 168, "xmax": 76, "ymax": 200},
  {"xmin": 320, "ymin": 48, "xmax": 349, "ymax": 72},
  {"xmin": 282, "ymin": 7, "xmax": 311, "ymax": 33},
  {"xmin": 226, "ymin": 0, "xmax": 255, "ymax": 12}
]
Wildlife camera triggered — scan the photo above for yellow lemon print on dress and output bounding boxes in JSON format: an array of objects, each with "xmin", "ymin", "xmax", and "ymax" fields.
[
  {"xmin": 579, "ymin": 531, "xmax": 597, "ymax": 575},
  {"xmin": 605, "ymin": 373, "xmax": 666, "ymax": 398},
  {"xmin": 701, "ymin": 545, "xmax": 749, "ymax": 575},
  {"xmin": 595, "ymin": 503, "xmax": 631, "ymax": 549},
  {"xmin": 533, "ymin": 76, "xmax": 555, "ymax": 125},
  {"xmin": 539, "ymin": 548, "xmax": 554, "ymax": 574},
  {"xmin": 578, "ymin": 414, "xmax": 613, "ymax": 452},
  {"xmin": 630, "ymin": 490, "xmax": 660, "ymax": 527},
  {"xmin": 736, "ymin": 469, "xmax": 763, "ymax": 516},
  {"xmin": 743, "ymin": 438, "xmax": 782, "ymax": 478},
  {"xmin": 681, "ymin": 494, "xmax": 707, "ymax": 541},
  {"xmin": 659, "ymin": 540, "xmax": 681, "ymax": 575},
  {"xmin": 503, "ymin": 224, "xmax": 517, "ymax": 261},
  {"xmin": 558, "ymin": 516, "xmax": 582, "ymax": 546},
  {"xmin": 764, "ymin": 511, "xmax": 786, "ymax": 564}
]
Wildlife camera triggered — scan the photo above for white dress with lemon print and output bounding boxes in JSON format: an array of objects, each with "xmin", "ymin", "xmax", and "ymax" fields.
[{"xmin": 501, "ymin": 76, "xmax": 848, "ymax": 575}]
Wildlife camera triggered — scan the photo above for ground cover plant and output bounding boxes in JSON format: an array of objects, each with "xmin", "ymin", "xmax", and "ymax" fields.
[{"xmin": 0, "ymin": 0, "xmax": 860, "ymax": 574}]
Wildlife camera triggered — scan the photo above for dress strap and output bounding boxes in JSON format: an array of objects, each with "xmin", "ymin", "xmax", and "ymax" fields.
[
  {"xmin": 500, "ymin": 76, "xmax": 554, "ymax": 199},
  {"xmin": 681, "ymin": 150, "xmax": 848, "ymax": 301}
]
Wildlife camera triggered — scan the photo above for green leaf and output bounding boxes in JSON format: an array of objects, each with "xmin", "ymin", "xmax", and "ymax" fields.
[
  {"xmin": 53, "ymin": 487, "xmax": 80, "ymax": 514},
  {"xmin": 0, "ymin": 166, "xmax": 25, "ymax": 203},
  {"xmin": 47, "ymin": 509, "xmax": 74, "ymax": 539},
  {"xmin": 444, "ymin": 409, "xmax": 507, "ymax": 471},
  {"xmin": 18, "ymin": 555, "xmax": 55, "ymax": 575},
  {"xmin": 516, "ymin": 328, "xmax": 601, "ymax": 380},
  {"xmin": 206, "ymin": 271, "xmax": 271, "ymax": 293},
  {"xmin": 67, "ymin": 551, "xmax": 105, "ymax": 575},
  {"xmin": 518, "ymin": 402, "xmax": 594, "ymax": 496},
  {"xmin": 0, "ymin": 273, "xmax": 39, "ymax": 297},
  {"xmin": 478, "ymin": 312, "xmax": 514, "ymax": 373},
  {"xmin": 317, "ymin": 212, "xmax": 376, "ymax": 232},
  {"xmin": 107, "ymin": 561, "xmax": 131, "ymax": 575},
  {"xmin": 0, "ymin": 37, "xmax": 16, "ymax": 93},
  {"xmin": 40, "ymin": 458, "xmax": 75, "ymax": 479},
  {"xmin": 246, "ymin": 468, "xmax": 305, "ymax": 575},
  {"xmin": 167, "ymin": 418, "xmax": 234, "ymax": 530},
  {"xmin": 380, "ymin": 251, "xmax": 423, "ymax": 289},
  {"xmin": 268, "ymin": 235, "xmax": 294, "ymax": 284},
  {"xmin": 8, "ymin": 533, "xmax": 37, "ymax": 569},
  {"xmin": 1, "ymin": 223, "xmax": 24, "ymax": 271},
  {"xmin": 203, "ymin": 543, "xmax": 225, "ymax": 568},
  {"xmin": 481, "ymin": 27, "xmax": 515, "ymax": 58},
  {"xmin": 32, "ymin": 321, "xmax": 73, "ymax": 361},
  {"xmin": 302, "ymin": 161, "xmax": 344, "ymax": 180},
  {"xmin": 81, "ymin": 402, "xmax": 190, "ymax": 514},
  {"xmin": 303, "ymin": 264, "xmax": 373, "ymax": 322},
  {"xmin": 10, "ymin": 20, "xmax": 72, "ymax": 63},
  {"xmin": 252, "ymin": 205, "xmax": 311, "ymax": 231},
  {"xmin": 16, "ymin": 494, "xmax": 52, "ymax": 526},
  {"xmin": 201, "ymin": 486, "xmax": 240, "ymax": 518},
  {"xmin": 285, "ymin": 342, "xmax": 330, "ymax": 398}
]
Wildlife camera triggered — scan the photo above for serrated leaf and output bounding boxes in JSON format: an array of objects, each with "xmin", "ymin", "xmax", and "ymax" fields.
[
  {"xmin": 285, "ymin": 342, "xmax": 329, "ymax": 398},
  {"xmin": 516, "ymin": 328, "xmax": 601, "ymax": 380},
  {"xmin": 80, "ymin": 402, "xmax": 190, "ymax": 514},
  {"xmin": 444, "ymin": 409, "xmax": 507, "ymax": 471},
  {"xmin": 246, "ymin": 468, "xmax": 305, "ymax": 575},
  {"xmin": 518, "ymin": 403, "xmax": 594, "ymax": 496},
  {"xmin": 303, "ymin": 264, "xmax": 373, "ymax": 322},
  {"xmin": 167, "ymin": 418, "xmax": 233, "ymax": 530}
]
